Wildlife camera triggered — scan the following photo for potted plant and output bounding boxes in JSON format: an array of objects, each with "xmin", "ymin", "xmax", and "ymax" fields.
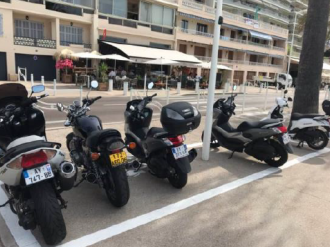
[
  {"xmin": 98, "ymin": 62, "xmax": 109, "ymax": 91},
  {"xmin": 56, "ymin": 59, "xmax": 73, "ymax": 83}
]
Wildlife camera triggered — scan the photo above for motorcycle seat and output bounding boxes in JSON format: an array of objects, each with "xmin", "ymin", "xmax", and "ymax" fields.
[
  {"xmin": 86, "ymin": 129, "xmax": 121, "ymax": 148},
  {"xmin": 146, "ymin": 127, "xmax": 167, "ymax": 138},
  {"xmin": 237, "ymin": 119, "xmax": 281, "ymax": 132},
  {"xmin": 291, "ymin": 113, "xmax": 324, "ymax": 120}
]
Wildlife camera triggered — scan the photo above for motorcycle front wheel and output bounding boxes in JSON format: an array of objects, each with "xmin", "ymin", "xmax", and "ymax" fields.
[
  {"xmin": 264, "ymin": 140, "xmax": 288, "ymax": 167},
  {"xmin": 30, "ymin": 181, "xmax": 66, "ymax": 245},
  {"xmin": 201, "ymin": 131, "xmax": 220, "ymax": 148},
  {"xmin": 307, "ymin": 129, "xmax": 329, "ymax": 150},
  {"xmin": 103, "ymin": 166, "xmax": 130, "ymax": 207}
]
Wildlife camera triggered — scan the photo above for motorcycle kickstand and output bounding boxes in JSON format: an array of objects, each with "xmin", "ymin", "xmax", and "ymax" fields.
[
  {"xmin": 228, "ymin": 151, "xmax": 235, "ymax": 159},
  {"xmin": 0, "ymin": 198, "xmax": 13, "ymax": 208},
  {"xmin": 297, "ymin": 141, "xmax": 304, "ymax": 148},
  {"xmin": 56, "ymin": 193, "xmax": 67, "ymax": 209}
]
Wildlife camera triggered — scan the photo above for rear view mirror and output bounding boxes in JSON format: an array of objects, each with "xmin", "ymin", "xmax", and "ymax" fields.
[
  {"xmin": 91, "ymin": 80, "xmax": 99, "ymax": 89},
  {"xmin": 288, "ymin": 97, "xmax": 293, "ymax": 102},
  {"xmin": 32, "ymin": 85, "xmax": 45, "ymax": 94},
  {"xmin": 148, "ymin": 82, "xmax": 154, "ymax": 90}
]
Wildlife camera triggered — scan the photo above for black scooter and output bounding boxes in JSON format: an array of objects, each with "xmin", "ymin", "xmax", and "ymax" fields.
[
  {"xmin": 57, "ymin": 81, "xmax": 129, "ymax": 207},
  {"xmin": 202, "ymin": 94, "xmax": 293, "ymax": 167},
  {"xmin": 124, "ymin": 83, "xmax": 200, "ymax": 188}
]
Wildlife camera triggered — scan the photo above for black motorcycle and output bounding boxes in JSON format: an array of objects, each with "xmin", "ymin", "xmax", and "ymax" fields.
[
  {"xmin": 0, "ymin": 83, "xmax": 76, "ymax": 245},
  {"xmin": 124, "ymin": 84, "xmax": 200, "ymax": 188},
  {"xmin": 57, "ymin": 81, "xmax": 129, "ymax": 207},
  {"xmin": 202, "ymin": 94, "xmax": 293, "ymax": 167}
]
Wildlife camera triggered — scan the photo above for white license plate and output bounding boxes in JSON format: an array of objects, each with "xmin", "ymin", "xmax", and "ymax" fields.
[
  {"xmin": 23, "ymin": 164, "xmax": 54, "ymax": 186},
  {"xmin": 172, "ymin": 144, "xmax": 189, "ymax": 160},
  {"xmin": 282, "ymin": 133, "xmax": 291, "ymax": 144}
]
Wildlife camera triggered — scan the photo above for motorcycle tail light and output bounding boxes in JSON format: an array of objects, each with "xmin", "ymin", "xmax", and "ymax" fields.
[
  {"xmin": 21, "ymin": 150, "xmax": 48, "ymax": 169},
  {"xmin": 277, "ymin": 126, "xmax": 288, "ymax": 133},
  {"xmin": 44, "ymin": 150, "xmax": 57, "ymax": 160},
  {"xmin": 168, "ymin": 135, "xmax": 185, "ymax": 147},
  {"xmin": 7, "ymin": 157, "xmax": 22, "ymax": 170}
]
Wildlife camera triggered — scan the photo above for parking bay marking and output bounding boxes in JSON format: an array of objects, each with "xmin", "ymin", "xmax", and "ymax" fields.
[{"xmin": 58, "ymin": 147, "xmax": 330, "ymax": 247}]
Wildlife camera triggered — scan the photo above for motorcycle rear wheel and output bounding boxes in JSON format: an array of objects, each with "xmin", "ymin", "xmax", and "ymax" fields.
[
  {"xmin": 168, "ymin": 165, "xmax": 188, "ymax": 189},
  {"xmin": 30, "ymin": 181, "xmax": 66, "ymax": 245},
  {"xmin": 103, "ymin": 166, "xmax": 130, "ymax": 207},
  {"xmin": 307, "ymin": 129, "xmax": 329, "ymax": 150},
  {"xmin": 264, "ymin": 140, "xmax": 288, "ymax": 167}
]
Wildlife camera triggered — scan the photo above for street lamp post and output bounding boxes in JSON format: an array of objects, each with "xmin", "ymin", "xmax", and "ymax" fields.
[{"xmin": 202, "ymin": 0, "xmax": 223, "ymax": 161}]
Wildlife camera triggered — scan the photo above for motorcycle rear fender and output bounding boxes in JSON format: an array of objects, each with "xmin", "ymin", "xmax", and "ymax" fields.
[
  {"xmin": 174, "ymin": 155, "xmax": 192, "ymax": 174},
  {"xmin": 145, "ymin": 137, "xmax": 168, "ymax": 156}
]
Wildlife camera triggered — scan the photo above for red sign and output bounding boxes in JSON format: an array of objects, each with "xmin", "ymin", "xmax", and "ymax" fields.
[{"xmin": 102, "ymin": 29, "xmax": 107, "ymax": 40}]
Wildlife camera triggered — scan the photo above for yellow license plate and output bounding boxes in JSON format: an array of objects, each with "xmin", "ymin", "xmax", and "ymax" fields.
[{"xmin": 109, "ymin": 152, "xmax": 127, "ymax": 167}]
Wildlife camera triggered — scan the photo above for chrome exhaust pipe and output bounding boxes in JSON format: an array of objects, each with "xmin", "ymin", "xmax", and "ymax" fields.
[{"xmin": 58, "ymin": 161, "xmax": 77, "ymax": 191}]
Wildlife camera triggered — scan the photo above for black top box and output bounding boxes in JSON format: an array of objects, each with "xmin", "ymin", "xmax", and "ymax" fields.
[{"xmin": 161, "ymin": 102, "xmax": 201, "ymax": 136}]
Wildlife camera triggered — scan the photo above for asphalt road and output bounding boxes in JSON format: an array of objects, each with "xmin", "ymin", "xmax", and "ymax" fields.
[{"xmin": 41, "ymin": 90, "xmax": 299, "ymax": 128}]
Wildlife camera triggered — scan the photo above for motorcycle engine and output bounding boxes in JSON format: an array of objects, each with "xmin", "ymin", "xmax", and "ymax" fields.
[{"xmin": 69, "ymin": 137, "xmax": 87, "ymax": 167}]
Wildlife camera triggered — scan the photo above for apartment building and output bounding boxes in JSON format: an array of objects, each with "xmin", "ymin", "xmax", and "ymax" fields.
[{"xmin": 0, "ymin": 0, "xmax": 299, "ymax": 84}]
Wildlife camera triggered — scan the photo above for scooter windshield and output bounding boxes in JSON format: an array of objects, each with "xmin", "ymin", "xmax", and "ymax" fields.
[{"xmin": 0, "ymin": 83, "xmax": 28, "ymax": 107}]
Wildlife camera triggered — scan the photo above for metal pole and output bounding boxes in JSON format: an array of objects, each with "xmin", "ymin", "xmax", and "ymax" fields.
[
  {"xmin": 41, "ymin": 76, "xmax": 44, "ymax": 85},
  {"xmin": 166, "ymin": 76, "xmax": 168, "ymax": 91},
  {"xmin": 197, "ymin": 88, "xmax": 201, "ymax": 110},
  {"xmin": 264, "ymin": 82, "xmax": 269, "ymax": 110},
  {"xmin": 80, "ymin": 85, "xmax": 83, "ymax": 106},
  {"xmin": 242, "ymin": 82, "xmax": 246, "ymax": 112},
  {"xmin": 144, "ymin": 73, "xmax": 147, "ymax": 94},
  {"xmin": 130, "ymin": 87, "xmax": 133, "ymax": 101},
  {"xmin": 287, "ymin": 11, "xmax": 298, "ymax": 75},
  {"xmin": 202, "ymin": 0, "xmax": 223, "ymax": 161},
  {"xmin": 166, "ymin": 88, "xmax": 170, "ymax": 105},
  {"xmin": 31, "ymin": 74, "xmax": 34, "ymax": 87},
  {"xmin": 53, "ymin": 79, "xmax": 56, "ymax": 96}
]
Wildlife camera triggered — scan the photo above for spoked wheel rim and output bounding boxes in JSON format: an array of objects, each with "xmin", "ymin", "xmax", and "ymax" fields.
[
  {"xmin": 307, "ymin": 130, "xmax": 329, "ymax": 150},
  {"xmin": 310, "ymin": 134, "xmax": 326, "ymax": 147}
]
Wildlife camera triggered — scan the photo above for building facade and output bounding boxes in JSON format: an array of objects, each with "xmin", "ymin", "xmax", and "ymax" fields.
[{"xmin": 0, "ymin": 0, "xmax": 307, "ymax": 83}]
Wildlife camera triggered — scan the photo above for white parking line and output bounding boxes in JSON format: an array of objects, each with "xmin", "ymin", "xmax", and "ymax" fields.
[
  {"xmin": 58, "ymin": 148, "xmax": 330, "ymax": 247},
  {"xmin": 0, "ymin": 182, "xmax": 41, "ymax": 247}
]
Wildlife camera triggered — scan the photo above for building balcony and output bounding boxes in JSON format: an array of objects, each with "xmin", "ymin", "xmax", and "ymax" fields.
[
  {"xmin": 263, "ymin": 0, "xmax": 292, "ymax": 12},
  {"xmin": 178, "ymin": 0, "xmax": 288, "ymax": 36},
  {"xmin": 60, "ymin": 41, "xmax": 92, "ymax": 49},
  {"xmin": 47, "ymin": 0, "xmax": 95, "ymax": 9},
  {"xmin": 14, "ymin": 36, "xmax": 56, "ymax": 49},
  {"xmin": 177, "ymin": 28, "xmax": 286, "ymax": 54},
  {"xmin": 195, "ymin": 56, "xmax": 283, "ymax": 68},
  {"xmin": 18, "ymin": 0, "xmax": 43, "ymax": 4},
  {"xmin": 223, "ymin": 0, "xmax": 290, "ymax": 24}
]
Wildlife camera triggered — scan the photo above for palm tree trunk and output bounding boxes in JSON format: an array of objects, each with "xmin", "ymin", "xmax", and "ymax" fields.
[{"xmin": 292, "ymin": 0, "xmax": 330, "ymax": 114}]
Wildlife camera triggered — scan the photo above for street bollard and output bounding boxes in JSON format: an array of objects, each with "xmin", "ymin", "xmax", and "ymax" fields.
[
  {"xmin": 264, "ymin": 82, "xmax": 269, "ymax": 110},
  {"xmin": 31, "ymin": 74, "xmax": 34, "ymax": 87},
  {"xmin": 195, "ymin": 81, "xmax": 199, "ymax": 93},
  {"xmin": 108, "ymin": 79, "xmax": 113, "ymax": 92},
  {"xmin": 123, "ymin": 81, "xmax": 128, "ymax": 96},
  {"xmin": 242, "ymin": 83, "xmax": 247, "ymax": 113},
  {"xmin": 259, "ymin": 83, "xmax": 263, "ymax": 93},
  {"xmin": 225, "ymin": 82, "xmax": 230, "ymax": 93},
  {"xmin": 166, "ymin": 89, "xmax": 170, "ymax": 105},
  {"xmin": 130, "ymin": 88, "xmax": 133, "ymax": 101},
  {"xmin": 87, "ymin": 76, "xmax": 90, "ymax": 88},
  {"xmin": 325, "ymin": 86, "xmax": 329, "ymax": 101},
  {"xmin": 239, "ymin": 84, "xmax": 244, "ymax": 93},
  {"xmin": 144, "ymin": 74, "xmax": 147, "ymax": 93},
  {"xmin": 80, "ymin": 85, "xmax": 83, "ymax": 106},
  {"xmin": 41, "ymin": 76, "xmax": 44, "ymax": 85},
  {"xmin": 53, "ymin": 79, "xmax": 56, "ymax": 96},
  {"xmin": 197, "ymin": 89, "xmax": 201, "ymax": 111},
  {"xmin": 177, "ymin": 82, "xmax": 181, "ymax": 94}
]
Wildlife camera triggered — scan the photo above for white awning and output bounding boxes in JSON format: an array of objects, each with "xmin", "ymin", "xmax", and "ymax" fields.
[
  {"xmin": 249, "ymin": 31, "xmax": 273, "ymax": 41},
  {"xmin": 198, "ymin": 62, "xmax": 232, "ymax": 70},
  {"xmin": 102, "ymin": 42, "xmax": 201, "ymax": 64}
]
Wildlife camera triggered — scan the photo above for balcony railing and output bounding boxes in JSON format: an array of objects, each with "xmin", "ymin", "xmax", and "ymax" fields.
[
  {"xmin": 180, "ymin": 0, "xmax": 288, "ymax": 35},
  {"xmin": 263, "ymin": 0, "xmax": 291, "ymax": 12},
  {"xmin": 0, "ymin": 0, "xmax": 11, "ymax": 3},
  {"xmin": 14, "ymin": 36, "xmax": 56, "ymax": 49},
  {"xmin": 60, "ymin": 41, "xmax": 92, "ymax": 49},
  {"xmin": 53, "ymin": 0, "xmax": 95, "ymax": 9},
  {"xmin": 195, "ymin": 56, "xmax": 282, "ymax": 68},
  {"xmin": 178, "ymin": 28, "xmax": 286, "ymax": 51},
  {"xmin": 223, "ymin": 0, "xmax": 290, "ymax": 23}
]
